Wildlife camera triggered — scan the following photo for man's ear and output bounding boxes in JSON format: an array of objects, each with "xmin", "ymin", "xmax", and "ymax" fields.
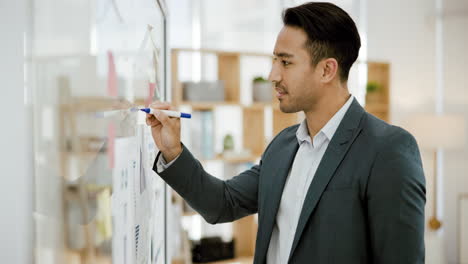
[{"xmin": 320, "ymin": 58, "xmax": 339, "ymax": 83}]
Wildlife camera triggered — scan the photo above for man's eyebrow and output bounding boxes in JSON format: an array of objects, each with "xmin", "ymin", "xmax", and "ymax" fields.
[{"xmin": 273, "ymin": 52, "xmax": 294, "ymax": 58}]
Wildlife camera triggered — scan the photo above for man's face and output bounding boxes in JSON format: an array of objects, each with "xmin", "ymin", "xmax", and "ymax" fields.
[{"xmin": 269, "ymin": 26, "xmax": 323, "ymax": 113}]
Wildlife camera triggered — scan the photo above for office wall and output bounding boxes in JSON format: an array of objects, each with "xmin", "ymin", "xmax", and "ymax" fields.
[
  {"xmin": 368, "ymin": 0, "xmax": 437, "ymax": 121},
  {"xmin": 168, "ymin": 0, "xmax": 194, "ymax": 48},
  {"xmin": 442, "ymin": 11, "xmax": 468, "ymax": 263},
  {"xmin": 0, "ymin": 0, "xmax": 33, "ymax": 262},
  {"xmin": 368, "ymin": 0, "xmax": 468, "ymax": 263},
  {"xmin": 367, "ymin": 0, "xmax": 436, "ymax": 233},
  {"xmin": 200, "ymin": 0, "xmax": 284, "ymax": 52}
]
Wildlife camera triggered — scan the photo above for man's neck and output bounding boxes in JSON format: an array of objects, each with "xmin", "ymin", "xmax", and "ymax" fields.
[{"xmin": 304, "ymin": 90, "xmax": 351, "ymax": 138}]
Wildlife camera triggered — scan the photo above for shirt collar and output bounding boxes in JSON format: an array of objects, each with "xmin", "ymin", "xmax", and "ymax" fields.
[
  {"xmin": 296, "ymin": 95, "xmax": 354, "ymax": 145},
  {"xmin": 296, "ymin": 119, "xmax": 311, "ymax": 144}
]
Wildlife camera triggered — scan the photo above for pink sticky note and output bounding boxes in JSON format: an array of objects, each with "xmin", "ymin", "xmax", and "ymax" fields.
[
  {"xmin": 107, "ymin": 51, "xmax": 118, "ymax": 97},
  {"xmin": 146, "ymin": 82, "xmax": 156, "ymax": 106}
]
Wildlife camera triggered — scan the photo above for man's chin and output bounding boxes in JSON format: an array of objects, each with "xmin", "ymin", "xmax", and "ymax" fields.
[{"xmin": 279, "ymin": 102, "xmax": 300, "ymax": 114}]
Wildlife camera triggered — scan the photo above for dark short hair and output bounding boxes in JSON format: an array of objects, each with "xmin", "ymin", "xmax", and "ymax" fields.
[{"xmin": 282, "ymin": 2, "xmax": 361, "ymax": 81}]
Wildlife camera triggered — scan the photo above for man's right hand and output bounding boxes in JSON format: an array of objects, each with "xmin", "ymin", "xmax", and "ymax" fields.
[{"xmin": 145, "ymin": 101, "xmax": 182, "ymax": 163}]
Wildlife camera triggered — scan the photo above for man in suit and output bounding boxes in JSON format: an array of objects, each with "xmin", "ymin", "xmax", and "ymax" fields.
[{"xmin": 146, "ymin": 2, "xmax": 426, "ymax": 263}]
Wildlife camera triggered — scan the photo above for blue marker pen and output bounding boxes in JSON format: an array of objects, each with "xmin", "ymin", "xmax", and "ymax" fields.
[{"xmin": 140, "ymin": 108, "xmax": 191, "ymax": 119}]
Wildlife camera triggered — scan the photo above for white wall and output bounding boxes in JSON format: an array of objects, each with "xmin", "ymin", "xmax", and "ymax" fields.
[
  {"xmin": 368, "ymin": 0, "xmax": 437, "ymax": 122},
  {"xmin": 168, "ymin": 0, "xmax": 195, "ymax": 48},
  {"xmin": 441, "ymin": 9, "xmax": 468, "ymax": 263},
  {"xmin": 368, "ymin": 0, "xmax": 468, "ymax": 263},
  {"xmin": 0, "ymin": 0, "xmax": 34, "ymax": 262},
  {"xmin": 200, "ymin": 0, "xmax": 282, "ymax": 52}
]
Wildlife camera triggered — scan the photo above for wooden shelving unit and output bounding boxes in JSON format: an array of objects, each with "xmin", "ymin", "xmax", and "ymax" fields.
[
  {"xmin": 180, "ymin": 102, "xmax": 241, "ymax": 111},
  {"xmin": 365, "ymin": 62, "xmax": 390, "ymax": 122},
  {"xmin": 171, "ymin": 48, "xmax": 301, "ymax": 263}
]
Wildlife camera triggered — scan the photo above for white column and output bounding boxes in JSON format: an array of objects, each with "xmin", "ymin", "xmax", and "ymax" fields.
[
  {"xmin": 0, "ymin": 0, "xmax": 33, "ymax": 262},
  {"xmin": 434, "ymin": 0, "xmax": 445, "ymax": 233}
]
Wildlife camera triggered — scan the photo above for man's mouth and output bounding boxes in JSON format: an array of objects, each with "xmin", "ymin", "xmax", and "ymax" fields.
[{"xmin": 275, "ymin": 88, "xmax": 287, "ymax": 98}]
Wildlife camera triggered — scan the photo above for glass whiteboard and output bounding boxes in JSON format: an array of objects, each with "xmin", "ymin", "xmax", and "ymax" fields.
[{"xmin": 28, "ymin": 0, "xmax": 168, "ymax": 263}]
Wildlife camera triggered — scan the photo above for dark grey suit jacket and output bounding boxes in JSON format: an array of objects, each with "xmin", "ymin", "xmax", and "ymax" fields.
[{"xmin": 154, "ymin": 99, "xmax": 426, "ymax": 263}]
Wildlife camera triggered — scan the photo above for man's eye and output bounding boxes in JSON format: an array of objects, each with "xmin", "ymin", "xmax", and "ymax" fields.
[{"xmin": 282, "ymin": 60, "xmax": 291, "ymax": 66}]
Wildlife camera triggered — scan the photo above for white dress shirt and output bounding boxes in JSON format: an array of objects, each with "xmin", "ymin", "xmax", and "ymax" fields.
[
  {"xmin": 156, "ymin": 153, "xmax": 178, "ymax": 173},
  {"xmin": 266, "ymin": 95, "xmax": 354, "ymax": 264},
  {"xmin": 157, "ymin": 96, "xmax": 354, "ymax": 263}
]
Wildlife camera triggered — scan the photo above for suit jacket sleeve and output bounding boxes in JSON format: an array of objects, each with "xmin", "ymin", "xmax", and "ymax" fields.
[
  {"xmin": 154, "ymin": 145, "xmax": 260, "ymax": 224},
  {"xmin": 366, "ymin": 129, "xmax": 426, "ymax": 263}
]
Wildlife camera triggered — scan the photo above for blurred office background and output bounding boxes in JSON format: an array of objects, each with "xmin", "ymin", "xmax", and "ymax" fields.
[{"xmin": 1, "ymin": 0, "xmax": 468, "ymax": 263}]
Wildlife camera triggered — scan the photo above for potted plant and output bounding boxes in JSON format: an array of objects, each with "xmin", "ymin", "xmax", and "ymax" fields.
[
  {"xmin": 252, "ymin": 76, "xmax": 272, "ymax": 102},
  {"xmin": 223, "ymin": 134, "xmax": 234, "ymax": 152},
  {"xmin": 365, "ymin": 81, "xmax": 382, "ymax": 104}
]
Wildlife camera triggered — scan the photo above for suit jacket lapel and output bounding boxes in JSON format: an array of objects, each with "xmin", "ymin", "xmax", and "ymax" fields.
[
  {"xmin": 256, "ymin": 128, "xmax": 299, "ymax": 264},
  {"xmin": 288, "ymin": 99, "xmax": 365, "ymax": 261}
]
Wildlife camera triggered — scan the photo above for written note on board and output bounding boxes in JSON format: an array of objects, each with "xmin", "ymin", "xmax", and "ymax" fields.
[{"xmin": 112, "ymin": 123, "xmax": 165, "ymax": 264}]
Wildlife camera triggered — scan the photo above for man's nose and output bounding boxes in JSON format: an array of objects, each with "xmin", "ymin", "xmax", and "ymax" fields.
[{"xmin": 268, "ymin": 64, "xmax": 281, "ymax": 84}]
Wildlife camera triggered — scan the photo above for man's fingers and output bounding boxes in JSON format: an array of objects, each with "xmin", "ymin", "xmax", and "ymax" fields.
[
  {"xmin": 146, "ymin": 113, "xmax": 160, "ymax": 127},
  {"xmin": 154, "ymin": 110, "xmax": 171, "ymax": 126},
  {"xmin": 146, "ymin": 106, "xmax": 180, "ymax": 129}
]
